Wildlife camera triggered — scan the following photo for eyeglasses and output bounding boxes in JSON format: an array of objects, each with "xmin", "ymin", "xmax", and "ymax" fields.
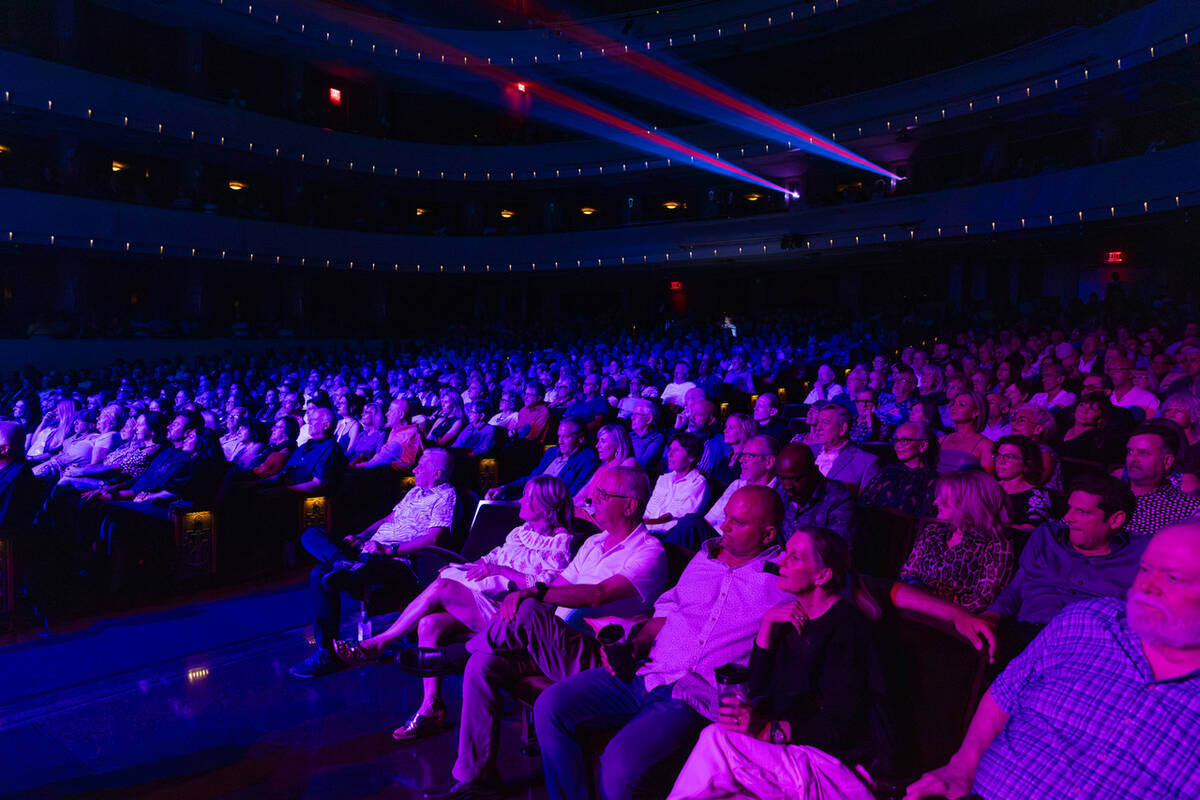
[
  {"xmin": 891, "ymin": 436, "xmax": 922, "ymax": 444},
  {"xmin": 738, "ymin": 451, "xmax": 767, "ymax": 460},
  {"xmin": 994, "ymin": 453, "xmax": 1024, "ymax": 462},
  {"xmin": 593, "ymin": 488, "xmax": 634, "ymax": 502}
]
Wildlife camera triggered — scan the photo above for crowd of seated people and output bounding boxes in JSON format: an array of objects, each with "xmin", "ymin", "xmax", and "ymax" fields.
[{"xmin": 0, "ymin": 300, "xmax": 1198, "ymax": 798}]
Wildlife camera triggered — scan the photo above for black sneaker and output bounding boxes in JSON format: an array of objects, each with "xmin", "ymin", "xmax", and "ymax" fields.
[
  {"xmin": 288, "ymin": 647, "xmax": 343, "ymax": 679},
  {"xmin": 422, "ymin": 780, "xmax": 501, "ymax": 800}
]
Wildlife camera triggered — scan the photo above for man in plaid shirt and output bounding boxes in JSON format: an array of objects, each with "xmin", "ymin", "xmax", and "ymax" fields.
[{"xmin": 906, "ymin": 520, "xmax": 1200, "ymax": 799}]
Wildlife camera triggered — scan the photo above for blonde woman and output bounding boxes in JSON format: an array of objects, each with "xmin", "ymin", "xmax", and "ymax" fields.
[
  {"xmin": 937, "ymin": 391, "xmax": 995, "ymax": 475},
  {"xmin": 712, "ymin": 413, "xmax": 759, "ymax": 484},
  {"xmin": 333, "ymin": 475, "xmax": 575, "ymax": 741},
  {"xmin": 899, "ymin": 471, "xmax": 1015, "ymax": 613},
  {"xmin": 574, "ymin": 424, "xmax": 638, "ymax": 520}
]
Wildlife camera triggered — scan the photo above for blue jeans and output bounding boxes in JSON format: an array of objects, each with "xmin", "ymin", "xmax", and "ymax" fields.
[
  {"xmin": 534, "ymin": 668, "xmax": 708, "ymax": 800},
  {"xmin": 302, "ymin": 527, "xmax": 416, "ymax": 648}
]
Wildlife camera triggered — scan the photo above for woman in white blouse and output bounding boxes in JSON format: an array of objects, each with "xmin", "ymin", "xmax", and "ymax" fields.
[
  {"xmin": 332, "ymin": 475, "xmax": 576, "ymax": 741},
  {"xmin": 644, "ymin": 433, "xmax": 709, "ymax": 535}
]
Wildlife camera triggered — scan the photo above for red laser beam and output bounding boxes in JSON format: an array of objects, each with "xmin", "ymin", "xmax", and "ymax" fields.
[{"xmin": 501, "ymin": 0, "xmax": 899, "ymax": 179}]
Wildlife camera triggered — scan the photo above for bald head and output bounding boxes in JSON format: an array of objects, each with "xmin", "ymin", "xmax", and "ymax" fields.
[
  {"xmin": 776, "ymin": 442, "xmax": 818, "ymax": 501},
  {"xmin": 719, "ymin": 484, "xmax": 785, "ymax": 559}
]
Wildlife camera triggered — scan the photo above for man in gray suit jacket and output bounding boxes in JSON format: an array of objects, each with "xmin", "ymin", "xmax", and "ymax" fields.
[{"xmin": 810, "ymin": 404, "xmax": 879, "ymax": 496}]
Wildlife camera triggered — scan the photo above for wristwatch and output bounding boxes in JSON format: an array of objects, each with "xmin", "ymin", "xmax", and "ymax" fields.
[{"xmin": 534, "ymin": 581, "xmax": 549, "ymax": 601}]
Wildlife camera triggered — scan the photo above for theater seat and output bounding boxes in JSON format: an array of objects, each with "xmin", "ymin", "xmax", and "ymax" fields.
[
  {"xmin": 853, "ymin": 507, "xmax": 919, "ymax": 578},
  {"xmin": 875, "ymin": 606, "xmax": 991, "ymax": 782}
]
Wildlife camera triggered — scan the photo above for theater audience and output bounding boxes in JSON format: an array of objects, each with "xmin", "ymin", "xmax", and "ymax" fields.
[
  {"xmin": 753, "ymin": 392, "xmax": 789, "ymax": 442},
  {"xmin": 645, "ymin": 434, "xmax": 708, "ymax": 542},
  {"xmin": 332, "ymin": 475, "xmax": 575, "ymax": 740},
  {"xmin": 487, "ymin": 417, "xmax": 599, "ymax": 500},
  {"xmin": 992, "ymin": 435, "xmax": 1053, "ymax": 529},
  {"xmin": 708, "ymin": 413, "xmax": 758, "ymax": 485},
  {"xmin": 811, "ymin": 404, "xmax": 878, "ymax": 495},
  {"xmin": 938, "ymin": 392, "xmax": 994, "ymax": 474},
  {"xmin": 1121, "ymin": 424, "xmax": 1200, "ymax": 535},
  {"xmin": 849, "ymin": 389, "xmax": 891, "ymax": 444},
  {"xmin": 1158, "ymin": 392, "xmax": 1200, "ymax": 472},
  {"xmin": 1109, "ymin": 355, "xmax": 1160, "ymax": 418},
  {"xmin": 289, "ymin": 448, "xmax": 455, "ymax": 678},
  {"xmin": 534, "ymin": 485, "xmax": 788, "ymax": 800},
  {"xmin": 574, "ymin": 424, "xmax": 638, "ymax": 518},
  {"xmin": 905, "ymin": 522, "xmax": 1200, "ymax": 800},
  {"xmin": 668, "ymin": 527, "xmax": 885, "ymax": 800},
  {"xmin": 877, "ymin": 366, "xmax": 916, "ymax": 426},
  {"xmin": 427, "ymin": 390, "xmax": 467, "ymax": 448},
  {"xmin": 661, "ymin": 362, "xmax": 696, "ymax": 408},
  {"xmin": 421, "ymin": 466, "xmax": 666, "ymax": 800},
  {"xmin": 1009, "ymin": 403, "xmax": 1058, "ymax": 488},
  {"xmin": 451, "ymin": 401, "xmax": 497, "ymax": 457},
  {"xmin": 345, "ymin": 401, "xmax": 386, "ymax": 464},
  {"xmin": 777, "ymin": 443, "xmax": 855, "ymax": 544},
  {"xmin": 353, "ymin": 398, "xmax": 422, "ymax": 471},
  {"xmin": 516, "ymin": 383, "xmax": 551, "ymax": 441},
  {"xmin": 628, "ymin": 399, "xmax": 666, "ymax": 470},
  {"xmin": 899, "ymin": 471, "xmax": 1014, "ymax": 613},
  {"xmin": 858, "ymin": 422, "xmax": 938, "ymax": 517}
]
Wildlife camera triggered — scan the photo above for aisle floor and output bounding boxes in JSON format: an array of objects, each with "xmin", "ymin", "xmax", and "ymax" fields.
[{"xmin": 0, "ymin": 584, "xmax": 548, "ymax": 799}]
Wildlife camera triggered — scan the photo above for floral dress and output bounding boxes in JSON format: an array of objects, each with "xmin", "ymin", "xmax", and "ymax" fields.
[{"xmin": 438, "ymin": 524, "xmax": 575, "ymax": 620}]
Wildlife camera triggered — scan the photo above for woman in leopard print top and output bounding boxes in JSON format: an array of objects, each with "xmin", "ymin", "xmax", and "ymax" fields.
[{"xmin": 899, "ymin": 470, "xmax": 1015, "ymax": 613}]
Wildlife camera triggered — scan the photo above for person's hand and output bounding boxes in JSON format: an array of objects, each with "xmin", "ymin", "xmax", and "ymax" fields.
[
  {"xmin": 133, "ymin": 491, "xmax": 151, "ymax": 503},
  {"xmin": 82, "ymin": 488, "xmax": 105, "ymax": 502},
  {"xmin": 342, "ymin": 533, "xmax": 361, "ymax": 548},
  {"xmin": 953, "ymin": 611, "xmax": 998, "ymax": 662},
  {"xmin": 360, "ymin": 540, "xmax": 384, "ymax": 556},
  {"xmin": 463, "ymin": 561, "xmax": 491, "ymax": 581},
  {"xmin": 903, "ymin": 760, "xmax": 974, "ymax": 800},
  {"xmin": 498, "ymin": 588, "xmax": 534, "ymax": 622},
  {"xmin": 717, "ymin": 697, "xmax": 765, "ymax": 737},
  {"xmin": 762, "ymin": 600, "xmax": 809, "ymax": 635},
  {"xmin": 484, "ymin": 487, "xmax": 503, "ymax": 500}
]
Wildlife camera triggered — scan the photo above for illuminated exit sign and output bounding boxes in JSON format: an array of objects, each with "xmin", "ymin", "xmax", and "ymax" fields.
[{"xmin": 1106, "ymin": 251, "xmax": 1125, "ymax": 263}]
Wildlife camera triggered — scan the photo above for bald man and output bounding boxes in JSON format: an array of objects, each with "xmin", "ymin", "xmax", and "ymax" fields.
[
  {"xmin": 906, "ymin": 521, "xmax": 1200, "ymax": 800},
  {"xmin": 534, "ymin": 485, "xmax": 792, "ymax": 800},
  {"xmin": 775, "ymin": 442, "xmax": 856, "ymax": 544}
]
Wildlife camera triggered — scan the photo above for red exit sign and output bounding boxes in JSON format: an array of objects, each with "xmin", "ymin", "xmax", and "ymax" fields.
[{"xmin": 1106, "ymin": 251, "xmax": 1125, "ymax": 263}]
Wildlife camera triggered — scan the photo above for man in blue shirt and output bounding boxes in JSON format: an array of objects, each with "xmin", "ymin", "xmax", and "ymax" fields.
[
  {"xmin": 905, "ymin": 521, "xmax": 1200, "ymax": 800},
  {"xmin": 565, "ymin": 375, "xmax": 609, "ymax": 433}
]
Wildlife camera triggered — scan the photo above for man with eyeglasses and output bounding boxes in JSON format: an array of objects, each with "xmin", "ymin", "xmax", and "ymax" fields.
[
  {"xmin": 421, "ymin": 467, "xmax": 666, "ymax": 800},
  {"xmin": 534, "ymin": 484, "xmax": 790, "ymax": 800},
  {"xmin": 514, "ymin": 381, "xmax": 550, "ymax": 442},
  {"xmin": 1108, "ymin": 356, "xmax": 1159, "ymax": 419},
  {"xmin": 629, "ymin": 398, "xmax": 665, "ymax": 470}
]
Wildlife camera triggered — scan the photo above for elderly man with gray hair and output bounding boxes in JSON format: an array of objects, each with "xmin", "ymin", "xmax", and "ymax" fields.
[{"xmin": 810, "ymin": 404, "xmax": 879, "ymax": 496}]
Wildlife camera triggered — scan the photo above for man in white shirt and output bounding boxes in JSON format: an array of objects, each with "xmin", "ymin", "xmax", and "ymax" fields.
[
  {"xmin": 290, "ymin": 448, "xmax": 456, "ymax": 678},
  {"xmin": 421, "ymin": 466, "xmax": 667, "ymax": 800},
  {"xmin": 705, "ymin": 435, "xmax": 782, "ymax": 529},
  {"xmin": 661, "ymin": 362, "xmax": 698, "ymax": 408},
  {"xmin": 1108, "ymin": 356, "xmax": 1160, "ymax": 418},
  {"xmin": 1030, "ymin": 361, "xmax": 1077, "ymax": 411}
]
